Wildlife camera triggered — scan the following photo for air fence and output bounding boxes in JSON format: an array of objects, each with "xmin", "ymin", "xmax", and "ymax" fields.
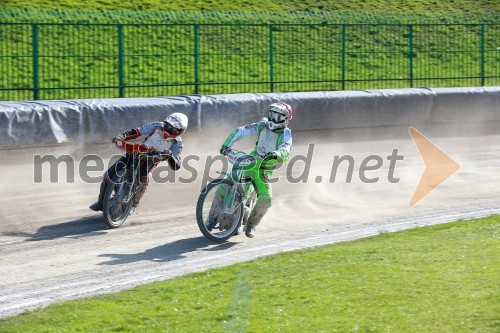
[{"xmin": 1, "ymin": 87, "xmax": 499, "ymax": 147}]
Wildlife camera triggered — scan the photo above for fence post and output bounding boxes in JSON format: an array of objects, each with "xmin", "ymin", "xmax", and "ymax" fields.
[
  {"xmin": 194, "ymin": 24, "xmax": 199, "ymax": 94},
  {"xmin": 341, "ymin": 24, "xmax": 346, "ymax": 90},
  {"xmin": 117, "ymin": 24, "xmax": 125, "ymax": 98},
  {"xmin": 269, "ymin": 24, "xmax": 274, "ymax": 92},
  {"xmin": 408, "ymin": 24, "xmax": 414, "ymax": 88},
  {"xmin": 32, "ymin": 23, "xmax": 40, "ymax": 100},
  {"xmin": 480, "ymin": 24, "xmax": 485, "ymax": 86}
]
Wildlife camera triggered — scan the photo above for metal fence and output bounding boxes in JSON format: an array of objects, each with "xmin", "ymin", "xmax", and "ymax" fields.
[{"xmin": 0, "ymin": 22, "xmax": 499, "ymax": 101}]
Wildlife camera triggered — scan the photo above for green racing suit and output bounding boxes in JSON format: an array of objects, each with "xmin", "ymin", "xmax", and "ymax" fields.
[{"xmin": 221, "ymin": 118, "xmax": 292, "ymax": 228}]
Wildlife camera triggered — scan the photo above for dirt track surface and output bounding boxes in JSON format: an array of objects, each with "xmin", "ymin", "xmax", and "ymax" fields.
[{"xmin": 1, "ymin": 129, "xmax": 499, "ymax": 318}]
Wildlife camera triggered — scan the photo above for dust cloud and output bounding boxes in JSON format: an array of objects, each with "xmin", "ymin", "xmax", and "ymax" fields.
[{"xmin": 1, "ymin": 119, "xmax": 499, "ymax": 237}]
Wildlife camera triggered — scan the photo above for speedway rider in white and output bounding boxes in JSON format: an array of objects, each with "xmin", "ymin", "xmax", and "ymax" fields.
[
  {"xmin": 220, "ymin": 102, "xmax": 293, "ymax": 238},
  {"xmin": 89, "ymin": 112, "xmax": 188, "ymax": 212}
]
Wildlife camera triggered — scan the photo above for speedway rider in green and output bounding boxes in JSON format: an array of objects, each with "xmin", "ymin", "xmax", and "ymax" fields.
[{"xmin": 220, "ymin": 102, "xmax": 293, "ymax": 238}]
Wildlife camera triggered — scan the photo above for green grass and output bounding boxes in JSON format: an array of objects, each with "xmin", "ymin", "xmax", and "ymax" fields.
[
  {"xmin": 1, "ymin": 21, "xmax": 499, "ymax": 101},
  {"xmin": 1, "ymin": 216, "xmax": 498, "ymax": 332},
  {"xmin": 0, "ymin": 1, "xmax": 498, "ymax": 101},
  {"xmin": 1, "ymin": 0, "xmax": 499, "ymax": 12}
]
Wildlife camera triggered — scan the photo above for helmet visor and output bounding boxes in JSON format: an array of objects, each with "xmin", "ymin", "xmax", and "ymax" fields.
[
  {"xmin": 269, "ymin": 110, "xmax": 287, "ymax": 124},
  {"xmin": 163, "ymin": 121, "xmax": 183, "ymax": 136}
]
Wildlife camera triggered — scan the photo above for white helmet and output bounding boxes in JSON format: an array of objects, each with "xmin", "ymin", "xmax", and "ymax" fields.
[
  {"xmin": 163, "ymin": 112, "xmax": 188, "ymax": 139},
  {"xmin": 268, "ymin": 102, "xmax": 293, "ymax": 131}
]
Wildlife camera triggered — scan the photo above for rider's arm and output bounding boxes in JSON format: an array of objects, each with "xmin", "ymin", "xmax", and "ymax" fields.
[
  {"xmin": 222, "ymin": 120, "xmax": 264, "ymax": 148},
  {"xmin": 114, "ymin": 137, "xmax": 152, "ymax": 154},
  {"xmin": 165, "ymin": 138, "xmax": 183, "ymax": 171},
  {"xmin": 275, "ymin": 128, "xmax": 292, "ymax": 162},
  {"xmin": 119, "ymin": 128, "xmax": 142, "ymax": 141},
  {"xmin": 114, "ymin": 123, "xmax": 158, "ymax": 154}
]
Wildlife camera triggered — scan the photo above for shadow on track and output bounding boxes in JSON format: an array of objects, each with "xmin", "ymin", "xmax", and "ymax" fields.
[
  {"xmin": 3, "ymin": 216, "xmax": 108, "ymax": 241},
  {"xmin": 98, "ymin": 236, "xmax": 237, "ymax": 265}
]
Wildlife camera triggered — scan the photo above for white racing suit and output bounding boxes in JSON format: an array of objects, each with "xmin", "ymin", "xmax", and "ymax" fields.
[{"xmin": 95, "ymin": 122, "xmax": 183, "ymax": 208}]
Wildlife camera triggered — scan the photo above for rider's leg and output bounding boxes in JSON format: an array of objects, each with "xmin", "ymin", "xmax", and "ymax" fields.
[
  {"xmin": 210, "ymin": 171, "xmax": 234, "ymax": 213},
  {"xmin": 132, "ymin": 181, "xmax": 148, "ymax": 207},
  {"xmin": 210, "ymin": 177, "xmax": 232, "ymax": 230},
  {"xmin": 89, "ymin": 155, "xmax": 129, "ymax": 211},
  {"xmin": 89, "ymin": 180, "xmax": 107, "ymax": 211},
  {"xmin": 132, "ymin": 158, "xmax": 156, "ymax": 208},
  {"xmin": 213, "ymin": 182, "xmax": 228, "ymax": 205},
  {"xmin": 245, "ymin": 169, "xmax": 272, "ymax": 238}
]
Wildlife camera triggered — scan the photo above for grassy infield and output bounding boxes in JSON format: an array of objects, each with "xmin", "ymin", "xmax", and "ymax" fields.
[{"xmin": 0, "ymin": 216, "xmax": 498, "ymax": 332}]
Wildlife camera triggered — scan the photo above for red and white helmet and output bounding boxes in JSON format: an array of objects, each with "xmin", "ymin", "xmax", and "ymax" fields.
[
  {"xmin": 268, "ymin": 102, "xmax": 292, "ymax": 131},
  {"xmin": 163, "ymin": 112, "xmax": 188, "ymax": 139}
]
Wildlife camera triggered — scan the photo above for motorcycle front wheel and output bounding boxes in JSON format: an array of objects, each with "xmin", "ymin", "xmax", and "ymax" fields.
[
  {"xmin": 196, "ymin": 179, "xmax": 244, "ymax": 242},
  {"xmin": 102, "ymin": 179, "xmax": 134, "ymax": 229}
]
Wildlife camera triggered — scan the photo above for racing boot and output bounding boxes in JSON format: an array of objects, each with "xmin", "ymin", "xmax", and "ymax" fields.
[
  {"xmin": 245, "ymin": 223, "xmax": 255, "ymax": 238},
  {"xmin": 131, "ymin": 182, "xmax": 148, "ymax": 214},
  {"xmin": 245, "ymin": 200, "xmax": 271, "ymax": 238},
  {"xmin": 235, "ymin": 206, "xmax": 252, "ymax": 235},
  {"xmin": 89, "ymin": 181, "xmax": 106, "ymax": 211},
  {"xmin": 89, "ymin": 201, "xmax": 102, "ymax": 212},
  {"xmin": 209, "ymin": 187, "xmax": 226, "ymax": 230},
  {"xmin": 218, "ymin": 215, "xmax": 231, "ymax": 231}
]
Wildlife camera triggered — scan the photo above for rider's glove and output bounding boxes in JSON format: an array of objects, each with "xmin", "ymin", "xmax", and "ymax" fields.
[
  {"xmin": 161, "ymin": 149, "xmax": 172, "ymax": 159},
  {"xmin": 220, "ymin": 146, "xmax": 229, "ymax": 156},
  {"xmin": 265, "ymin": 152, "xmax": 278, "ymax": 160},
  {"xmin": 113, "ymin": 137, "xmax": 125, "ymax": 148}
]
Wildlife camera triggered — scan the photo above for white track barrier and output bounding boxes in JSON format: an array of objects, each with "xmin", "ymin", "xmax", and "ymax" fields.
[{"xmin": 0, "ymin": 87, "xmax": 499, "ymax": 147}]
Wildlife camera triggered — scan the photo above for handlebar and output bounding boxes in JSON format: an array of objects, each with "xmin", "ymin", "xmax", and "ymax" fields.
[
  {"xmin": 112, "ymin": 136, "xmax": 173, "ymax": 158},
  {"xmin": 146, "ymin": 150, "xmax": 171, "ymax": 157},
  {"xmin": 224, "ymin": 149, "xmax": 256, "ymax": 167},
  {"xmin": 222, "ymin": 149, "xmax": 277, "ymax": 184},
  {"xmin": 224, "ymin": 148, "xmax": 277, "ymax": 164}
]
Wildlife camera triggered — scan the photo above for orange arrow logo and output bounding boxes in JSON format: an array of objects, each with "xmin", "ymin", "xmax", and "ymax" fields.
[{"xmin": 409, "ymin": 127, "xmax": 460, "ymax": 206}]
